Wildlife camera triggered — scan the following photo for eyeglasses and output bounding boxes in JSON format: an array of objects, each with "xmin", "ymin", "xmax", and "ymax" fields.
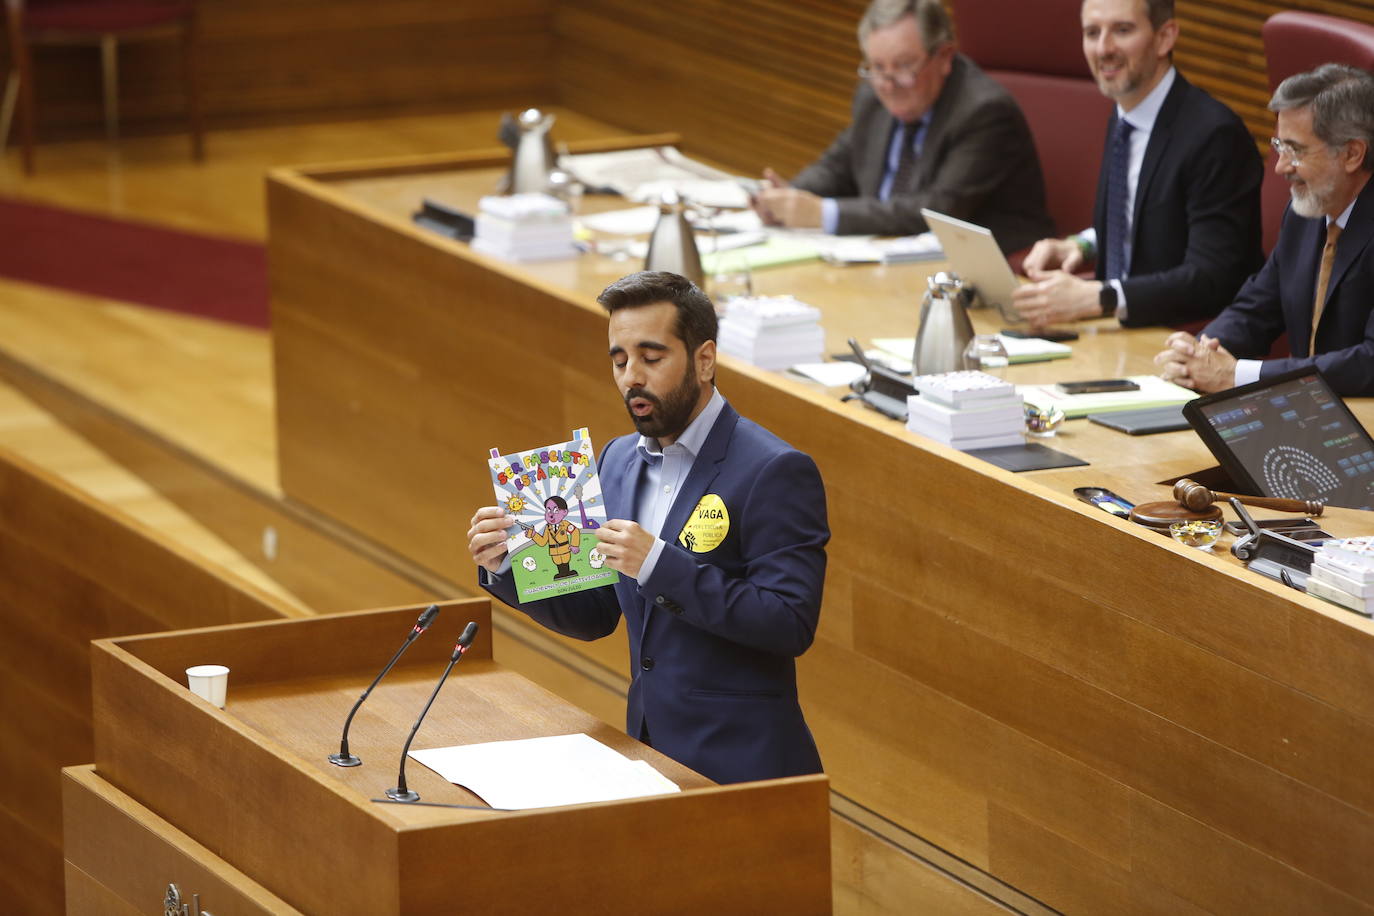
[
  {"xmin": 857, "ymin": 54, "xmax": 932, "ymax": 88},
  {"xmin": 1270, "ymin": 136, "xmax": 1315, "ymax": 168}
]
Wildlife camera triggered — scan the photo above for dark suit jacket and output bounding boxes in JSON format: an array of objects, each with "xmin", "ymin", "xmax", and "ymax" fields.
[
  {"xmin": 791, "ymin": 54, "xmax": 1053, "ymax": 252},
  {"xmin": 1095, "ymin": 72, "xmax": 1263, "ymax": 327},
  {"xmin": 481, "ymin": 401, "xmax": 829, "ymax": 785},
  {"xmin": 1203, "ymin": 176, "xmax": 1374, "ymax": 397}
]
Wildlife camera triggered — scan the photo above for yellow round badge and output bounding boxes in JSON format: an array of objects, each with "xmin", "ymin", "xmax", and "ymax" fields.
[{"xmin": 678, "ymin": 494, "xmax": 729, "ymax": 552}]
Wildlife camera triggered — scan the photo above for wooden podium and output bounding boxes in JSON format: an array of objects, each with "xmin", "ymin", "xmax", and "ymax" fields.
[{"xmin": 65, "ymin": 599, "xmax": 831, "ymax": 914}]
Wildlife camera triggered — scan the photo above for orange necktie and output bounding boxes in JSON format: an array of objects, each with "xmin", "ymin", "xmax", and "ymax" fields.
[{"xmin": 1310, "ymin": 221, "xmax": 1343, "ymax": 355}]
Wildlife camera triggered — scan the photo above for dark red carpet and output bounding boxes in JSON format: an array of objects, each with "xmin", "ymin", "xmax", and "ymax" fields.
[{"xmin": 0, "ymin": 196, "xmax": 269, "ymax": 328}]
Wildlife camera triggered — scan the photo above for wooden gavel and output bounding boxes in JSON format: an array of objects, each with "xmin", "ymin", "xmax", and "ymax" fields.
[{"xmin": 1172, "ymin": 478, "xmax": 1324, "ymax": 516}]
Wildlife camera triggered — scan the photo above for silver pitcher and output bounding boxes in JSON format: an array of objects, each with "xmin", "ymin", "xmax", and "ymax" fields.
[
  {"xmin": 508, "ymin": 108, "xmax": 556, "ymax": 194},
  {"xmin": 644, "ymin": 191, "xmax": 704, "ymax": 286},
  {"xmin": 912, "ymin": 271, "xmax": 975, "ymax": 375}
]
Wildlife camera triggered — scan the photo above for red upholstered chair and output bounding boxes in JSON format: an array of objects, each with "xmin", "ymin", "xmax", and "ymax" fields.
[
  {"xmin": 1, "ymin": 0, "xmax": 203, "ymax": 174},
  {"xmin": 1260, "ymin": 11, "xmax": 1374, "ymax": 253},
  {"xmin": 950, "ymin": 0, "xmax": 1112, "ymax": 237}
]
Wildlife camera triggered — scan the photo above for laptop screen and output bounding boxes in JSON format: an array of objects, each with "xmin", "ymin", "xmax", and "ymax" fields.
[{"xmin": 1183, "ymin": 368, "xmax": 1374, "ymax": 510}]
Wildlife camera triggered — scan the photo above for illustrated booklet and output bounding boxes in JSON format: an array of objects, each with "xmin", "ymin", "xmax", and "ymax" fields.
[{"xmin": 488, "ymin": 427, "xmax": 619, "ymax": 602}]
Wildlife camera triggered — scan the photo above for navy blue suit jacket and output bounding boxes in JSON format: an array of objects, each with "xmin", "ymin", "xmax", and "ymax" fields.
[
  {"xmin": 1203, "ymin": 177, "xmax": 1374, "ymax": 396},
  {"xmin": 481, "ymin": 401, "xmax": 829, "ymax": 785},
  {"xmin": 1094, "ymin": 72, "xmax": 1263, "ymax": 327}
]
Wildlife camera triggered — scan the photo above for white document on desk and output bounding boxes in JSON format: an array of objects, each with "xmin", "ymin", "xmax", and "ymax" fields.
[
  {"xmin": 561, "ymin": 147, "xmax": 748, "ymax": 208},
  {"xmin": 1018, "ymin": 375, "xmax": 1197, "ymax": 417},
  {"xmin": 409, "ymin": 733, "xmax": 680, "ymax": 810}
]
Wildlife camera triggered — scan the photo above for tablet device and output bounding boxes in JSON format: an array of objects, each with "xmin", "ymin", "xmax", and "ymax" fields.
[
  {"xmin": 1088, "ymin": 405, "xmax": 1189, "ymax": 435},
  {"xmin": 921, "ymin": 208, "xmax": 1022, "ymax": 324},
  {"xmin": 1182, "ymin": 367, "xmax": 1374, "ymax": 509}
]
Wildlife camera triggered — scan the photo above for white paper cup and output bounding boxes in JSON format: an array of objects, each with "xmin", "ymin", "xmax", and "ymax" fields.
[{"xmin": 186, "ymin": 664, "xmax": 230, "ymax": 708}]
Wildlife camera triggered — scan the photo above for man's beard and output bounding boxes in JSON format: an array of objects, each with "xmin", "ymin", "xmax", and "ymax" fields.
[
  {"xmin": 624, "ymin": 365, "xmax": 701, "ymax": 441},
  {"xmin": 1289, "ymin": 173, "xmax": 1337, "ymax": 219}
]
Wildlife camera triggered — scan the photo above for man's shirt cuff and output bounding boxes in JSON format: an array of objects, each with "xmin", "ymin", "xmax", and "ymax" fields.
[
  {"xmin": 1234, "ymin": 359, "xmax": 1263, "ymax": 388},
  {"xmin": 820, "ymin": 198, "xmax": 840, "ymax": 235},
  {"xmin": 636, "ymin": 537, "xmax": 667, "ymax": 583}
]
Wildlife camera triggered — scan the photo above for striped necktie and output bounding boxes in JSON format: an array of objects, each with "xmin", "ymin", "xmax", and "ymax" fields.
[
  {"xmin": 1103, "ymin": 117, "xmax": 1135, "ymax": 281},
  {"xmin": 889, "ymin": 120, "xmax": 921, "ymax": 198}
]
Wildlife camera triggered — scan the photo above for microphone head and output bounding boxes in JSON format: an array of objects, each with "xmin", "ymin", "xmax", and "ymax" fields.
[
  {"xmin": 451, "ymin": 622, "xmax": 480, "ymax": 659},
  {"xmin": 415, "ymin": 604, "xmax": 440, "ymax": 633}
]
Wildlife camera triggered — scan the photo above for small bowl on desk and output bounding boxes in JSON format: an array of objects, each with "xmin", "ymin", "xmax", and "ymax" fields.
[
  {"xmin": 1169, "ymin": 519, "xmax": 1223, "ymax": 551},
  {"xmin": 1024, "ymin": 403, "xmax": 1065, "ymax": 437}
]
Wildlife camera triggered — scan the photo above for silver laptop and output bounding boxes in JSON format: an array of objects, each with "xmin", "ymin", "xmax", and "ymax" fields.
[{"xmin": 921, "ymin": 208, "xmax": 1023, "ymax": 324}]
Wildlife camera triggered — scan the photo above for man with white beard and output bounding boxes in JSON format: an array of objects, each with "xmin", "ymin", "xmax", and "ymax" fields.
[{"xmin": 1155, "ymin": 64, "xmax": 1374, "ymax": 397}]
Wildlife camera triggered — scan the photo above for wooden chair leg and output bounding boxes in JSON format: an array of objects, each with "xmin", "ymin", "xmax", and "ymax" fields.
[
  {"xmin": 181, "ymin": 27, "xmax": 203, "ymax": 160},
  {"xmin": 0, "ymin": 70, "xmax": 17, "ymax": 151},
  {"xmin": 15, "ymin": 43, "xmax": 35, "ymax": 174},
  {"xmin": 100, "ymin": 34, "xmax": 119, "ymax": 143}
]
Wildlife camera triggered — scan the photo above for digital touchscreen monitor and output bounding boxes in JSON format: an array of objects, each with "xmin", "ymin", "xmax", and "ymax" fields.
[{"xmin": 1183, "ymin": 367, "xmax": 1374, "ymax": 510}]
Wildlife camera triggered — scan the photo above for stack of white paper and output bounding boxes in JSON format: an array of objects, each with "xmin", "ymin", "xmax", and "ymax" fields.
[
  {"xmin": 410, "ymin": 733, "xmax": 681, "ymax": 810},
  {"xmin": 717, "ymin": 296, "xmax": 825, "ymax": 370},
  {"xmin": 1307, "ymin": 538, "xmax": 1374, "ymax": 616},
  {"xmin": 907, "ymin": 370, "xmax": 1024, "ymax": 449},
  {"xmin": 471, "ymin": 193, "xmax": 577, "ymax": 262},
  {"xmin": 816, "ymin": 232, "xmax": 942, "ymax": 264}
]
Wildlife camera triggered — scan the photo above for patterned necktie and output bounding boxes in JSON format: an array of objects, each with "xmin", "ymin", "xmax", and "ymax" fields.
[
  {"xmin": 1310, "ymin": 221, "xmax": 1343, "ymax": 354},
  {"xmin": 1103, "ymin": 117, "xmax": 1135, "ymax": 281},
  {"xmin": 890, "ymin": 120, "xmax": 920, "ymax": 198}
]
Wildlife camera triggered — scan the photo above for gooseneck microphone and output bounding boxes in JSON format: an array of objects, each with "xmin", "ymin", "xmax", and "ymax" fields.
[
  {"xmin": 328, "ymin": 604, "xmax": 441, "ymax": 767},
  {"xmin": 386, "ymin": 621, "xmax": 479, "ymax": 802}
]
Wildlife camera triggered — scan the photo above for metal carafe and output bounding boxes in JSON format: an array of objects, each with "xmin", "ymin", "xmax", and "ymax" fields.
[
  {"xmin": 912, "ymin": 271, "xmax": 975, "ymax": 374},
  {"xmin": 509, "ymin": 108, "xmax": 556, "ymax": 194},
  {"xmin": 644, "ymin": 191, "xmax": 704, "ymax": 286}
]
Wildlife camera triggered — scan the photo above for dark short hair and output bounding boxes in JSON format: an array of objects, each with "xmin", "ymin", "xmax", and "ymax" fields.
[
  {"xmin": 858, "ymin": 0, "xmax": 952, "ymax": 51},
  {"xmin": 1270, "ymin": 63, "xmax": 1374, "ymax": 171},
  {"xmin": 1143, "ymin": 0, "xmax": 1174, "ymax": 30},
  {"xmin": 597, "ymin": 271, "xmax": 718, "ymax": 357},
  {"xmin": 545, "ymin": 495, "xmax": 567, "ymax": 510},
  {"xmin": 1081, "ymin": 0, "xmax": 1174, "ymax": 31}
]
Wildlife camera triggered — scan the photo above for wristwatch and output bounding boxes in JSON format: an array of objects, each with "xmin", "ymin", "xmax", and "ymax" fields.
[{"xmin": 1098, "ymin": 283, "xmax": 1118, "ymax": 317}]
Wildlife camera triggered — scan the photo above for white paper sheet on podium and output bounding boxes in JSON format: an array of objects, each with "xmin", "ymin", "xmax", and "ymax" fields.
[{"xmin": 409, "ymin": 733, "xmax": 681, "ymax": 810}]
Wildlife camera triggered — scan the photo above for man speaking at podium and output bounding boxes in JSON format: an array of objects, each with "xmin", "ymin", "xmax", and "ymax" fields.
[
  {"xmin": 467, "ymin": 271, "xmax": 830, "ymax": 785},
  {"xmin": 753, "ymin": 0, "xmax": 1052, "ymax": 252}
]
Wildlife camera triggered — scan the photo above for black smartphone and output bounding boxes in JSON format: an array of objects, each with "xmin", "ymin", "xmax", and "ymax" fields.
[
  {"xmin": 1055, "ymin": 378, "xmax": 1140, "ymax": 395},
  {"xmin": 1001, "ymin": 327, "xmax": 1079, "ymax": 342},
  {"xmin": 1074, "ymin": 486, "xmax": 1135, "ymax": 518}
]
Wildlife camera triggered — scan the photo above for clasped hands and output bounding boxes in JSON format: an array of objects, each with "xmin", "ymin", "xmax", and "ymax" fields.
[
  {"xmin": 1153, "ymin": 331, "xmax": 1237, "ymax": 392},
  {"xmin": 467, "ymin": 507, "xmax": 656, "ymax": 579}
]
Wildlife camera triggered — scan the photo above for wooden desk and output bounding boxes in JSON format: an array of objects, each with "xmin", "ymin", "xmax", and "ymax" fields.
[{"xmin": 268, "ymin": 146, "xmax": 1374, "ymax": 915}]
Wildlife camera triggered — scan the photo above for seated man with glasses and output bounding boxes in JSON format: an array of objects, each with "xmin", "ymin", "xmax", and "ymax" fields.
[
  {"xmin": 1012, "ymin": 0, "xmax": 1262, "ymax": 330},
  {"xmin": 751, "ymin": 0, "xmax": 1053, "ymax": 252},
  {"xmin": 1155, "ymin": 64, "xmax": 1374, "ymax": 397}
]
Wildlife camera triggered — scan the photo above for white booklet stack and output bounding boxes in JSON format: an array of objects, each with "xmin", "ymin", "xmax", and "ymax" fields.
[
  {"xmin": 471, "ymin": 193, "xmax": 577, "ymax": 262},
  {"xmin": 907, "ymin": 370, "xmax": 1025, "ymax": 450},
  {"xmin": 717, "ymin": 296, "xmax": 824, "ymax": 370},
  {"xmin": 1306, "ymin": 537, "xmax": 1374, "ymax": 616}
]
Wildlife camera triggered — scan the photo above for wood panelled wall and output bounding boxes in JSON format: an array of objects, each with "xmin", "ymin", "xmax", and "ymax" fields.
[
  {"xmin": 13, "ymin": 1, "xmax": 1374, "ymax": 159},
  {"xmin": 5, "ymin": 0, "xmax": 555, "ymax": 137},
  {"xmin": 557, "ymin": 0, "xmax": 1374, "ymax": 176}
]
